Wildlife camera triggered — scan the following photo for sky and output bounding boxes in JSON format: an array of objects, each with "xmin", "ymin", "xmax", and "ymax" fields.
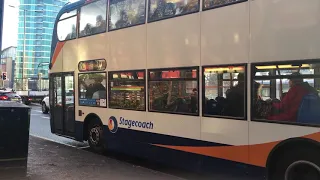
[{"xmin": 2, "ymin": 0, "xmax": 79, "ymax": 50}]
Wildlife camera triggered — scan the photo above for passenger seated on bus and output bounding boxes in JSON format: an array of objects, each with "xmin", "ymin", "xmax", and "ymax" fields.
[
  {"xmin": 190, "ymin": 88, "xmax": 198, "ymax": 113},
  {"xmin": 94, "ymin": 15, "xmax": 106, "ymax": 33},
  {"xmin": 267, "ymin": 72, "xmax": 318, "ymax": 122},
  {"xmin": 223, "ymin": 73, "xmax": 246, "ymax": 117},
  {"xmin": 65, "ymin": 24, "xmax": 76, "ymax": 40},
  {"xmin": 223, "ymin": 74, "xmax": 261, "ymax": 117},
  {"xmin": 92, "ymin": 90, "xmax": 106, "ymax": 99},
  {"xmin": 151, "ymin": 0, "xmax": 176, "ymax": 20},
  {"xmin": 115, "ymin": 11, "xmax": 130, "ymax": 29},
  {"xmin": 81, "ymin": 77, "xmax": 106, "ymax": 99},
  {"xmin": 80, "ymin": 23, "xmax": 93, "ymax": 37}
]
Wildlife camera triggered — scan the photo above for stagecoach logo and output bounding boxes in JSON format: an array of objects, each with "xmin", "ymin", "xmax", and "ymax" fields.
[{"xmin": 108, "ymin": 116, "xmax": 118, "ymax": 133}]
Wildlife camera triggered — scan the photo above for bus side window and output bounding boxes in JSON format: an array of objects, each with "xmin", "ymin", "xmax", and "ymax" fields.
[
  {"xmin": 109, "ymin": 0, "xmax": 146, "ymax": 31},
  {"xmin": 203, "ymin": 65, "xmax": 247, "ymax": 119},
  {"xmin": 78, "ymin": 72, "xmax": 107, "ymax": 107},
  {"xmin": 57, "ymin": 10, "xmax": 77, "ymax": 41},
  {"xmin": 203, "ymin": 0, "xmax": 246, "ymax": 10},
  {"xmin": 252, "ymin": 61, "xmax": 320, "ymax": 125},
  {"xmin": 79, "ymin": 0, "xmax": 107, "ymax": 37},
  {"xmin": 148, "ymin": 0, "xmax": 199, "ymax": 22},
  {"xmin": 108, "ymin": 70, "xmax": 146, "ymax": 111},
  {"xmin": 148, "ymin": 67, "xmax": 199, "ymax": 115}
]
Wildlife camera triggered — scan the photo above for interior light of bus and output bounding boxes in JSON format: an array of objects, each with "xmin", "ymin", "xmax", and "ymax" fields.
[
  {"xmin": 204, "ymin": 67, "xmax": 243, "ymax": 72},
  {"xmin": 256, "ymin": 64, "xmax": 310, "ymax": 69}
]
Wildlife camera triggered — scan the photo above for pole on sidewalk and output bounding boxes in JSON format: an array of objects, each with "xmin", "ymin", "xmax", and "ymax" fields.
[{"xmin": 0, "ymin": 0, "xmax": 4, "ymax": 52}]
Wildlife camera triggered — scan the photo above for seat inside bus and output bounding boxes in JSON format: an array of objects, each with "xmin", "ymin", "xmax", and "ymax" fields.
[{"xmin": 297, "ymin": 93, "xmax": 320, "ymax": 124}]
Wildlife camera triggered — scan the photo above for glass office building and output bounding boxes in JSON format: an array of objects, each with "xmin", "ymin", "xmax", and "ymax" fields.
[{"xmin": 15, "ymin": 0, "xmax": 68, "ymax": 90}]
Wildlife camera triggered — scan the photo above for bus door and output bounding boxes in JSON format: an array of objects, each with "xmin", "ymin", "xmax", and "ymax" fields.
[{"xmin": 50, "ymin": 72, "xmax": 75, "ymax": 137}]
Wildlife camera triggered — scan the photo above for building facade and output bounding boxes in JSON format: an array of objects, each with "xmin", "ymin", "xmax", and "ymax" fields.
[
  {"xmin": 15, "ymin": 0, "xmax": 68, "ymax": 90},
  {"xmin": 1, "ymin": 46, "xmax": 17, "ymax": 88}
]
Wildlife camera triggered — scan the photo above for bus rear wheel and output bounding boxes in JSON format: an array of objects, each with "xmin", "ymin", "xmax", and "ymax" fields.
[
  {"xmin": 270, "ymin": 148, "xmax": 320, "ymax": 180},
  {"xmin": 88, "ymin": 121, "xmax": 105, "ymax": 153}
]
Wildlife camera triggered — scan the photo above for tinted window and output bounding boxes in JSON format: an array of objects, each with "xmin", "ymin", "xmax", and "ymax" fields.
[
  {"xmin": 79, "ymin": 0, "xmax": 107, "ymax": 37},
  {"xmin": 78, "ymin": 73, "xmax": 107, "ymax": 107},
  {"xmin": 57, "ymin": 16, "xmax": 77, "ymax": 41},
  {"xmin": 203, "ymin": 65, "xmax": 246, "ymax": 119},
  {"xmin": 148, "ymin": 0, "xmax": 199, "ymax": 22},
  {"xmin": 203, "ymin": 0, "xmax": 245, "ymax": 10},
  {"xmin": 109, "ymin": 71, "xmax": 145, "ymax": 110},
  {"xmin": 252, "ymin": 62, "xmax": 320, "ymax": 125},
  {"xmin": 109, "ymin": 0, "xmax": 146, "ymax": 30},
  {"xmin": 148, "ymin": 68, "xmax": 198, "ymax": 115}
]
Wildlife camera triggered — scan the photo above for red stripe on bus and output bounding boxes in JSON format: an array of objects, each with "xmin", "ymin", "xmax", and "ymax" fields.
[{"xmin": 52, "ymin": 42, "xmax": 65, "ymax": 68}]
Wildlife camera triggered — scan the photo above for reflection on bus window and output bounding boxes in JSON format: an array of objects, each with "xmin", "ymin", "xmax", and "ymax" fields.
[
  {"xmin": 79, "ymin": 0, "xmax": 107, "ymax": 37},
  {"xmin": 109, "ymin": 0, "xmax": 146, "ymax": 30},
  {"xmin": 203, "ymin": 0, "xmax": 245, "ymax": 10},
  {"xmin": 57, "ymin": 16, "xmax": 77, "ymax": 41},
  {"xmin": 148, "ymin": 0, "xmax": 199, "ymax": 22},
  {"xmin": 148, "ymin": 68, "xmax": 198, "ymax": 115},
  {"xmin": 203, "ymin": 65, "xmax": 246, "ymax": 119},
  {"xmin": 109, "ymin": 71, "xmax": 145, "ymax": 110},
  {"xmin": 253, "ymin": 62, "xmax": 320, "ymax": 125},
  {"xmin": 59, "ymin": 10, "xmax": 77, "ymax": 20},
  {"xmin": 78, "ymin": 73, "xmax": 106, "ymax": 107}
]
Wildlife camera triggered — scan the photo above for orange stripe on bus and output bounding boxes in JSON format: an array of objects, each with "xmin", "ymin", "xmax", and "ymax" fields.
[
  {"xmin": 152, "ymin": 132, "xmax": 320, "ymax": 168},
  {"xmin": 51, "ymin": 42, "xmax": 65, "ymax": 68}
]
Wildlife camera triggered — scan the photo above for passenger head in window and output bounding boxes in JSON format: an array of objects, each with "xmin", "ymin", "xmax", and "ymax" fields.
[
  {"xmin": 267, "ymin": 72, "xmax": 318, "ymax": 122},
  {"xmin": 115, "ymin": 11, "xmax": 130, "ymax": 29},
  {"xmin": 95, "ymin": 15, "xmax": 106, "ymax": 32},
  {"xmin": 289, "ymin": 72, "xmax": 303, "ymax": 88}
]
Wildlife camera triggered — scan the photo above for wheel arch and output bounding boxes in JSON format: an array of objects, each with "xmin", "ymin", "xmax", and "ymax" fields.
[
  {"xmin": 83, "ymin": 113, "xmax": 103, "ymax": 141},
  {"xmin": 266, "ymin": 137, "xmax": 320, "ymax": 177}
]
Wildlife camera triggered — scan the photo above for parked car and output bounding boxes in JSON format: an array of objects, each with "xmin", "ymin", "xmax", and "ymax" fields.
[
  {"xmin": 41, "ymin": 96, "xmax": 50, "ymax": 114},
  {"xmin": 0, "ymin": 91, "xmax": 22, "ymax": 103}
]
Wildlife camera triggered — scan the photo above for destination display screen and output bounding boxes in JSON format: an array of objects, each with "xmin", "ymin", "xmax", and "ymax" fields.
[{"xmin": 78, "ymin": 59, "xmax": 106, "ymax": 72}]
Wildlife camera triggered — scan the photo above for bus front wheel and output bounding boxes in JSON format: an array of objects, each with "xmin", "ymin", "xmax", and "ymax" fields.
[
  {"xmin": 88, "ymin": 121, "xmax": 105, "ymax": 153},
  {"xmin": 269, "ymin": 147, "xmax": 320, "ymax": 180}
]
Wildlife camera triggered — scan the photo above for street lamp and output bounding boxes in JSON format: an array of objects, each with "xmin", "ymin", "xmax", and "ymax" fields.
[{"xmin": 8, "ymin": 5, "xmax": 43, "ymax": 90}]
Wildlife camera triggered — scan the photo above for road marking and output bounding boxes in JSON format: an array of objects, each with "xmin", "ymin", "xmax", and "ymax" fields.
[{"xmin": 41, "ymin": 116, "xmax": 50, "ymax": 119}]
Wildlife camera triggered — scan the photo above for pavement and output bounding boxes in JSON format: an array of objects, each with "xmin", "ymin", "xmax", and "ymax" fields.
[
  {"xmin": 0, "ymin": 104, "xmax": 254, "ymax": 180},
  {"xmin": 0, "ymin": 136, "xmax": 184, "ymax": 180},
  {"xmin": 0, "ymin": 104, "xmax": 189, "ymax": 180}
]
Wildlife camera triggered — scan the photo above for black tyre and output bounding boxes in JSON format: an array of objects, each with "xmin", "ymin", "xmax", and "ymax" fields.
[
  {"xmin": 87, "ymin": 120, "xmax": 105, "ymax": 153},
  {"xmin": 269, "ymin": 147, "xmax": 320, "ymax": 180},
  {"xmin": 42, "ymin": 102, "xmax": 49, "ymax": 114}
]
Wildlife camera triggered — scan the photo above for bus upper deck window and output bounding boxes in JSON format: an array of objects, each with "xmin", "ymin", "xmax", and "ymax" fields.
[{"xmin": 79, "ymin": 0, "xmax": 107, "ymax": 37}]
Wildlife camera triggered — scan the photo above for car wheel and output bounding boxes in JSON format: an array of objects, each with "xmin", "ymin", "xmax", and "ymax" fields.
[{"xmin": 42, "ymin": 102, "xmax": 49, "ymax": 114}]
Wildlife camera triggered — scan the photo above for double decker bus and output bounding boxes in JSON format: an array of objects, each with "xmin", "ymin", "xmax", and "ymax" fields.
[{"xmin": 49, "ymin": 0, "xmax": 320, "ymax": 179}]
